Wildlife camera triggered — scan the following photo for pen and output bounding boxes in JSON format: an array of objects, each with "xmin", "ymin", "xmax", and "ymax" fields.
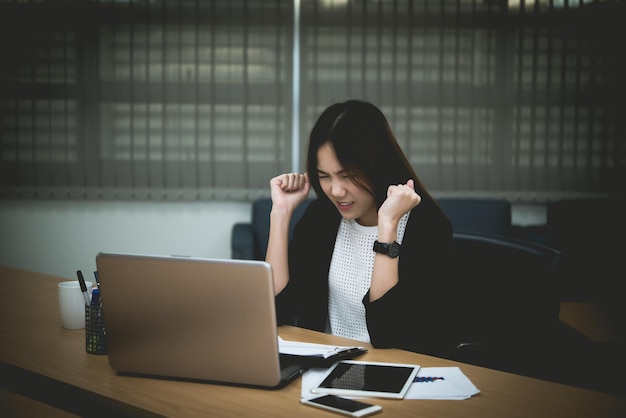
[
  {"xmin": 76, "ymin": 270, "xmax": 91, "ymax": 306},
  {"xmin": 93, "ymin": 271, "xmax": 100, "ymax": 288},
  {"xmin": 90, "ymin": 288, "xmax": 101, "ymax": 306}
]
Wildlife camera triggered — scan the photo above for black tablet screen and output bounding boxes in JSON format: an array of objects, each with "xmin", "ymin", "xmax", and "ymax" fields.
[{"xmin": 318, "ymin": 362, "xmax": 414, "ymax": 393}]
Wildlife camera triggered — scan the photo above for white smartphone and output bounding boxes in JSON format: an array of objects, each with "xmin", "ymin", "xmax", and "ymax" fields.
[{"xmin": 301, "ymin": 394, "xmax": 382, "ymax": 417}]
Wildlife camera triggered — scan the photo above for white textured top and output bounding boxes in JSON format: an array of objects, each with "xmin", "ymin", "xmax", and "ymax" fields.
[{"xmin": 327, "ymin": 212, "xmax": 409, "ymax": 342}]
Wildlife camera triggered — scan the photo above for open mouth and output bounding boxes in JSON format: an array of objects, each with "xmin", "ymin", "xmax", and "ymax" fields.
[{"xmin": 337, "ymin": 201, "xmax": 354, "ymax": 211}]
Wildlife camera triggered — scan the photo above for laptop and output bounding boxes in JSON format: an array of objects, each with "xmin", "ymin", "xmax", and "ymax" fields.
[{"xmin": 95, "ymin": 252, "xmax": 305, "ymax": 389}]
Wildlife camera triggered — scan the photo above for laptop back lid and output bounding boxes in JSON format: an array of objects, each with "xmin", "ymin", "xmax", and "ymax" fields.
[{"xmin": 95, "ymin": 252, "xmax": 286, "ymax": 388}]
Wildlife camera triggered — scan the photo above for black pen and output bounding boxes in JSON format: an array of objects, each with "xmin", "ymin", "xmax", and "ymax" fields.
[
  {"xmin": 93, "ymin": 271, "xmax": 100, "ymax": 288},
  {"xmin": 76, "ymin": 270, "xmax": 91, "ymax": 306}
]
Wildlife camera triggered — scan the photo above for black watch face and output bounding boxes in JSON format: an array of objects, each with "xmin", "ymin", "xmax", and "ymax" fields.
[{"xmin": 388, "ymin": 243, "xmax": 400, "ymax": 257}]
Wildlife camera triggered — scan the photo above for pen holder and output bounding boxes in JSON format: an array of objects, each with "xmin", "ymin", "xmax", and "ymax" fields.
[{"xmin": 85, "ymin": 305, "xmax": 107, "ymax": 355}]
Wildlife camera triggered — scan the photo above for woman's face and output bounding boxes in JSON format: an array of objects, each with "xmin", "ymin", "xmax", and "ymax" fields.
[{"xmin": 316, "ymin": 143, "xmax": 378, "ymax": 226}]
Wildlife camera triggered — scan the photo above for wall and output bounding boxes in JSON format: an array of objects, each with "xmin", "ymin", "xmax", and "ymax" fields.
[
  {"xmin": 0, "ymin": 199, "xmax": 250, "ymax": 279},
  {"xmin": 0, "ymin": 199, "xmax": 545, "ymax": 280}
]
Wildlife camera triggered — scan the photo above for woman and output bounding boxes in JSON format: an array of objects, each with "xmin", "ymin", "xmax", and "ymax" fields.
[{"xmin": 266, "ymin": 100, "xmax": 454, "ymax": 356}]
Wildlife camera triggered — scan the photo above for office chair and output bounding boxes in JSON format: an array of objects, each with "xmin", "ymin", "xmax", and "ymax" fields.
[
  {"xmin": 231, "ymin": 197, "xmax": 314, "ymax": 260},
  {"xmin": 446, "ymin": 232, "xmax": 565, "ymax": 378}
]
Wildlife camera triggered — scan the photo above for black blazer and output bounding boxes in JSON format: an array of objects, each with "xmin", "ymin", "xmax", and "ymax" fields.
[{"xmin": 275, "ymin": 195, "xmax": 455, "ymax": 357}]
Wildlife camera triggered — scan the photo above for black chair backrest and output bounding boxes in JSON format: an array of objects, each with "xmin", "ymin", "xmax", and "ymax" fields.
[
  {"xmin": 448, "ymin": 232, "xmax": 562, "ymax": 346},
  {"xmin": 252, "ymin": 197, "xmax": 314, "ymax": 260}
]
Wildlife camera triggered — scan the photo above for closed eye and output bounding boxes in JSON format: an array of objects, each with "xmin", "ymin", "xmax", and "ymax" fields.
[
  {"xmin": 317, "ymin": 169, "xmax": 352, "ymax": 180},
  {"xmin": 317, "ymin": 171, "xmax": 329, "ymax": 179}
]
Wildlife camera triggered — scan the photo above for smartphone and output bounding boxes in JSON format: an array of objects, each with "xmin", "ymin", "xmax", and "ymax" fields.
[{"xmin": 301, "ymin": 394, "xmax": 382, "ymax": 417}]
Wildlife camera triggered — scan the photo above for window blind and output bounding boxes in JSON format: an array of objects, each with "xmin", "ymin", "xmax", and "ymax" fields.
[
  {"xmin": 1, "ymin": 0, "xmax": 624, "ymax": 201},
  {"xmin": 298, "ymin": 0, "xmax": 625, "ymax": 199},
  {"xmin": 1, "ymin": 0, "xmax": 292, "ymax": 200}
]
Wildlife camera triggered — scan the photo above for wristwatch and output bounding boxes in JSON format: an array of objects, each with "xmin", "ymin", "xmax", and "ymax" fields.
[{"xmin": 372, "ymin": 240, "xmax": 401, "ymax": 258}]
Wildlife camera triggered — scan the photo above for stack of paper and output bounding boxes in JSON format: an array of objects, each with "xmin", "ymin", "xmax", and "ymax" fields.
[
  {"xmin": 278, "ymin": 337, "xmax": 366, "ymax": 358},
  {"xmin": 406, "ymin": 367, "xmax": 480, "ymax": 400}
]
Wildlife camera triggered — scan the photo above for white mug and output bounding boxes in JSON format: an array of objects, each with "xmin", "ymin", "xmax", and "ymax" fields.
[{"xmin": 58, "ymin": 280, "xmax": 93, "ymax": 329}]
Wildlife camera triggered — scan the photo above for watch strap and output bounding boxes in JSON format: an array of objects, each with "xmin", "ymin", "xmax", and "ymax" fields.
[{"xmin": 372, "ymin": 240, "xmax": 401, "ymax": 258}]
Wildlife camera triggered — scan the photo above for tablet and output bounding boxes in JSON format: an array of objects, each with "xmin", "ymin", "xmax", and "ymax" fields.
[{"xmin": 310, "ymin": 360, "xmax": 420, "ymax": 399}]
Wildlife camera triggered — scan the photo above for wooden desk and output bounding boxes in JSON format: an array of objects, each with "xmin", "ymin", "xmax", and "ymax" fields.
[{"xmin": 1, "ymin": 265, "xmax": 625, "ymax": 418}]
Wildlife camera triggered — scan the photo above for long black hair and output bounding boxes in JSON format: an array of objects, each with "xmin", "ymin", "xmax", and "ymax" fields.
[{"xmin": 306, "ymin": 100, "xmax": 432, "ymax": 208}]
